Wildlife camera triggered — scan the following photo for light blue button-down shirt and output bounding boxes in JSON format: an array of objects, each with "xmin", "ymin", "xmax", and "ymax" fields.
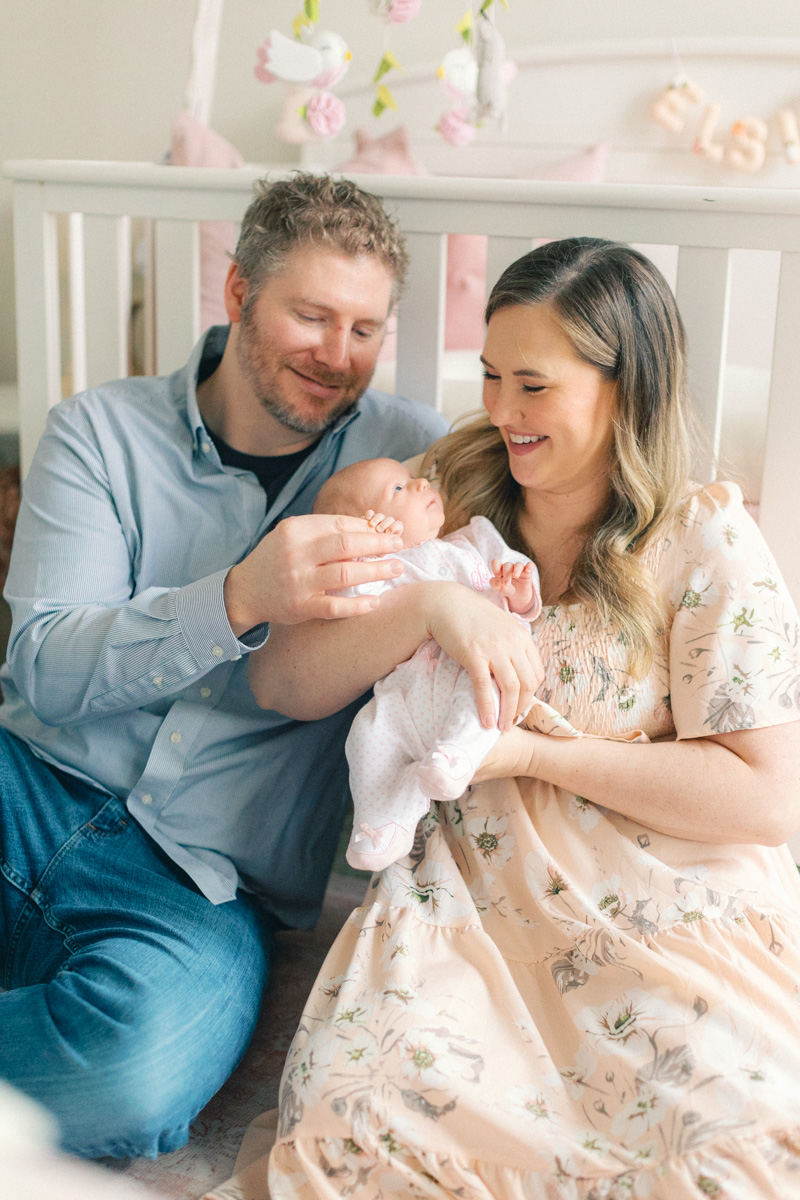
[{"xmin": 0, "ymin": 327, "xmax": 449, "ymax": 927}]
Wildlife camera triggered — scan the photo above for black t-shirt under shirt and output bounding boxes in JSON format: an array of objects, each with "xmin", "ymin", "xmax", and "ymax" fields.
[{"xmin": 207, "ymin": 429, "xmax": 320, "ymax": 509}]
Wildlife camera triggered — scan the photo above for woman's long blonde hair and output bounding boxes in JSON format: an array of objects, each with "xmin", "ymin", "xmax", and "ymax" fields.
[{"xmin": 424, "ymin": 238, "xmax": 694, "ymax": 678}]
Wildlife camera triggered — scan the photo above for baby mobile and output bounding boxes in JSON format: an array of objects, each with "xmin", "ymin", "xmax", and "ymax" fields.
[
  {"xmin": 651, "ymin": 45, "xmax": 800, "ymax": 172},
  {"xmin": 436, "ymin": 0, "xmax": 517, "ymax": 147},
  {"xmin": 253, "ymin": 0, "xmax": 423, "ymax": 143}
]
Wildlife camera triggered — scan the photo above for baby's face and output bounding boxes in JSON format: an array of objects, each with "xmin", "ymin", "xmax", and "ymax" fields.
[{"xmin": 366, "ymin": 460, "xmax": 445, "ymax": 547}]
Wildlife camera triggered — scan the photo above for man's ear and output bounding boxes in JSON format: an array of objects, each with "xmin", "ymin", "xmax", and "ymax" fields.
[{"xmin": 224, "ymin": 261, "xmax": 249, "ymax": 324}]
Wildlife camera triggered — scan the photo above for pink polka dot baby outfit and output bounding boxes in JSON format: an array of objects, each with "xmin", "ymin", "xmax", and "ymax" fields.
[{"xmin": 343, "ymin": 516, "xmax": 541, "ymax": 870}]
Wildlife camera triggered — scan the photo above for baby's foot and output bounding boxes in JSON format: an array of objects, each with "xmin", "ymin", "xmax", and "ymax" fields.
[
  {"xmin": 346, "ymin": 820, "xmax": 415, "ymax": 872},
  {"xmin": 417, "ymin": 743, "xmax": 475, "ymax": 801}
]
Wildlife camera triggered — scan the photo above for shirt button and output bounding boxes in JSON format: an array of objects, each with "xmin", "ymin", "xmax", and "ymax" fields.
[
  {"xmin": 232, "ymin": 654, "xmax": 242, "ymax": 661},
  {"xmin": 212, "ymin": 645, "xmax": 224, "ymax": 658},
  {"xmin": 201, "ymin": 441, "xmax": 212, "ymax": 454},
  {"xmin": 152, "ymin": 676, "xmax": 163, "ymax": 687},
  {"xmin": 169, "ymin": 731, "xmax": 182, "ymax": 744},
  {"xmin": 141, "ymin": 793, "xmax": 153, "ymax": 805},
  {"xmin": 200, "ymin": 687, "xmax": 211, "ymax": 698}
]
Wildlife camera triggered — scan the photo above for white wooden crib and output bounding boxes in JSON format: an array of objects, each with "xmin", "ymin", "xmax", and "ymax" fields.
[{"xmin": 4, "ymin": 159, "xmax": 800, "ymax": 607}]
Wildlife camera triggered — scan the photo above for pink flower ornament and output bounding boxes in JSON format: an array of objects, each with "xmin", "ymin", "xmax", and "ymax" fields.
[
  {"xmin": 370, "ymin": 0, "xmax": 421, "ymax": 21},
  {"xmin": 386, "ymin": 0, "xmax": 422, "ymax": 22},
  {"xmin": 438, "ymin": 106, "xmax": 475, "ymax": 148},
  {"xmin": 305, "ymin": 91, "xmax": 346, "ymax": 139}
]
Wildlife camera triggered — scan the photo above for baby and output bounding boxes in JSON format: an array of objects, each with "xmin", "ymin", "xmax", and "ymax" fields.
[{"xmin": 313, "ymin": 458, "xmax": 542, "ymax": 872}]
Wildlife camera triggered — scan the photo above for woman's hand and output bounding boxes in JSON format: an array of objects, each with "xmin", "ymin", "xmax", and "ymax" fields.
[
  {"xmin": 426, "ymin": 587, "xmax": 544, "ymax": 731},
  {"xmin": 472, "ymin": 725, "xmax": 542, "ymax": 782}
]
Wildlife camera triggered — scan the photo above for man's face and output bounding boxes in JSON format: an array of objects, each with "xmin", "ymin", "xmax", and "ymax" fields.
[{"xmin": 230, "ymin": 245, "xmax": 394, "ymax": 437}]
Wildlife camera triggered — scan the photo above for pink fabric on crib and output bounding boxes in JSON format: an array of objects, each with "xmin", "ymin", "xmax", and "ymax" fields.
[
  {"xmin": 334, "ymin": 131, "xmax": 609, "ymax": 356},
  {"xmin": 168, "ymin": 111, "xmax": 244, "ymax": 334},
  {"xmin": 445, "ymin": 143, "xmax": 610, "ymax": 350},
  {"xmin": 334, "ymin": 125, "xmax": 429, "ymax": 179}
]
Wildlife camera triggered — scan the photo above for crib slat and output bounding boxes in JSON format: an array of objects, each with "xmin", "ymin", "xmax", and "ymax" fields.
[
  {"xmin": 396, "ymin": 232, "xmax": 447, "ymax": 410},
  {"xmin": 11, "ymin": 181, "xmax": 62, "ymax": 477},
  {"xmin": 485, "ymin": 237, "xmax": 534, "ymax": 304},
  {"xmin": 759, "ymin": 251, "xmax": 800, "ymax": 606},
  {"xmin": 69, "ymin": 214, "xmax": 132, "ymax": 391},
  {"xmin": 675, "ymin": 247, "xmax": 732, "ymax": 484},
  {"xmin": 68, "ymin": 213, "xmax": 87, "ymax": 395},
  {"xmin": 154, "ymin": 220, "xmax": 201, "ymax": 376}
]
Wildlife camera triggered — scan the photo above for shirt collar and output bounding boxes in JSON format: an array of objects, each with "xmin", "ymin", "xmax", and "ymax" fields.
[{"xmin": 181, "ymin": 325, "xmax": 362, "ymax": 458}]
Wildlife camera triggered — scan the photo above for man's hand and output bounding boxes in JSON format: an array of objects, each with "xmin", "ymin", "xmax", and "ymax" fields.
[
  {"xmin": 224, "ymin": 514, "xmax": 404, "ymax": 635},
  {"xmin": 489, "ymin": 559, "xmax": 536, "ymax": 615},
  {"xmin": 425, "ymin": 584, "xmax": 545, "ymax": 731},
  {"xmin": 365, "ymin": 510, "xmax": 404, "ymax": 536}
]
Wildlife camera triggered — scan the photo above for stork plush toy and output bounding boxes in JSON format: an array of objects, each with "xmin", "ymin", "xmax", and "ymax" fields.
[
  {"xmin": 437, "ymin": 12, "xmax": 516, "ymax": 145},
  {"xmin": 255, "ymin": 28, "xmax": 351, "ymax": 88},
  {"xmin": 474, "ymin": 12, "xmax": 514, "ymax": 126},
  {"xmin": 254, "ymin": 27, "xmax": 351, "ymax": 141}
]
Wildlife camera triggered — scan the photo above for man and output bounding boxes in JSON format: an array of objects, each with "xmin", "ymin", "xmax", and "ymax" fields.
[{"xmin": 0, "ymin": 173, "xmax": 448, "ymax": 1159}]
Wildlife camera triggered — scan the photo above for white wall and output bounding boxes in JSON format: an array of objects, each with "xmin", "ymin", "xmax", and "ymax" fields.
[{"xmin": 1, "ymin": 0, "xmax": 795, "ymax": 384}]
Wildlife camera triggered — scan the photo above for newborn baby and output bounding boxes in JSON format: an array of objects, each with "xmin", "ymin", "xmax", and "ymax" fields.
[{"xmin": 313, "ymin": 458, "xmax": 542, "ymax": 871}]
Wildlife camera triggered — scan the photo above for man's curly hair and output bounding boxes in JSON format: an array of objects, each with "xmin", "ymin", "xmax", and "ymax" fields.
[{"xmin": 234, "ymin": 172, "xmax": 408, "ymax": 308}]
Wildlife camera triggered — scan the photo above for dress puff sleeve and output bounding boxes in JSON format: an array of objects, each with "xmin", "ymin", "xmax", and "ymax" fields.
[{"xmin": 666, "ymin": 481, "xmax": 800, "ymax": 739}]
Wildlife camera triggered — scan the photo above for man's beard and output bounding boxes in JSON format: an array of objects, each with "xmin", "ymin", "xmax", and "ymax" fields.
[{"xmin": 236, "ymin": 310, "xmax": 370, "ymax": 437}]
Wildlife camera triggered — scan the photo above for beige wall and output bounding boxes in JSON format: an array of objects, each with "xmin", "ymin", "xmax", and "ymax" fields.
[{"xmin": 0, "ymin": 0, "xmax": 791, "ymax": 383}]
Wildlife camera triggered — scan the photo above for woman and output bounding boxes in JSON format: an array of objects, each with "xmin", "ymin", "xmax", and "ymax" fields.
[{"xmin": 238, "ymin": 239, "xmax": 800, "ymax": 1198}]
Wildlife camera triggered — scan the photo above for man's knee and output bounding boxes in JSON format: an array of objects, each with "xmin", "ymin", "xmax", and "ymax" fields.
[{"xmin": 14, "ymin": 936, "xmax": 268, "ymax": 1158}]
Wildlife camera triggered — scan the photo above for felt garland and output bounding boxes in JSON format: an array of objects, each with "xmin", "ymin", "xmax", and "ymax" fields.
[
  {"xmin": 253, "ymin": 1, "xmax": 351, "ymax": 142},
  {"xmin": 367, "ymin": 1, "xmax": 422, "ymax": 118},
  {"xmin": 254, "ymin": 0, "xmax": 425, "ymax": 139},
  {"xmin": 651, "ymin": 75, "xmax": 800, "ymax": 173}
]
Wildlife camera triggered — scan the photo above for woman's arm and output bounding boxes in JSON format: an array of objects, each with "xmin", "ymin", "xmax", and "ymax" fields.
[
  {"xmin": 474, "ymin": 720, "xmax": 800, "ymax": 846},
  {"xmin": 249, "ymin": 581, "xmax": 543, "ymax": 730}
]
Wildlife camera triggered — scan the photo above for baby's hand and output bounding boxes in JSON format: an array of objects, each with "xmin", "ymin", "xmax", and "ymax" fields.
[
  {"xmin": 365, "ymin": 510, "xmax": 404, "ymax": 536},
  {"xmin": 490, "ymin": 559, "xmax": 536, "ymax": 615}
]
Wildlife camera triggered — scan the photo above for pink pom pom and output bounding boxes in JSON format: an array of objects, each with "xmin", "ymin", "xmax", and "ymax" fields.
[
  {"xmin": 386, "ymin": 0, "xmax": 422, "ymax": 23},
  {"xmin": 254, "ymin": 41, "xmax": 276, "ymax": 85},
  {"xmin": 306, "ymin": 91, "xmax": 346, "ymax": 138},
  {"xmin": 438, "ymin": 106, "xmax": 475, "ymax": 148}
]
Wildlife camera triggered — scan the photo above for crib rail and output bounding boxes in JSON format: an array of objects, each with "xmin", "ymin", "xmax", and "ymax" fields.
[{"xmin": 5, "ymin": 159, "xmax": 800, "ymax": 602}]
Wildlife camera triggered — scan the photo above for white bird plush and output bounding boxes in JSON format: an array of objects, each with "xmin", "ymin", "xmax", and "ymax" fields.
[
  {"xmin": 437, "ymin": 46, "xmax": 478, "ymax": 103},
  {"xmin": 261, "ymin": 28, "xmax": 351, "ymax": 89}
]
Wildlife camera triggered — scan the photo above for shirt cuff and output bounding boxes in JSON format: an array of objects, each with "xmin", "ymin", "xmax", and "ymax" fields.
[{"xmin": 174, "ymin": 569, "xmax": 269, "ymax": 668}]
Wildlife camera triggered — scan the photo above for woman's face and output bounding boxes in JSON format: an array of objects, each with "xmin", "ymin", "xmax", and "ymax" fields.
[{"xmin": 481, "ymin": 302, "xmax": 617, "ymax": 500}]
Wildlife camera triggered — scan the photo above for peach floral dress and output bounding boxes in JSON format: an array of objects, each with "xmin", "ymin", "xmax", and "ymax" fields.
[{"xmin": 219, "ymin": 483, "xmax": 800, "ymax": 1200}]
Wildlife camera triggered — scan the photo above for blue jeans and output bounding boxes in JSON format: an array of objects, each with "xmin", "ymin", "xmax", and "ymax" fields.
[{"xmin": 0, "ymin": 730, "xmax": 272, "ymax": 1159}]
